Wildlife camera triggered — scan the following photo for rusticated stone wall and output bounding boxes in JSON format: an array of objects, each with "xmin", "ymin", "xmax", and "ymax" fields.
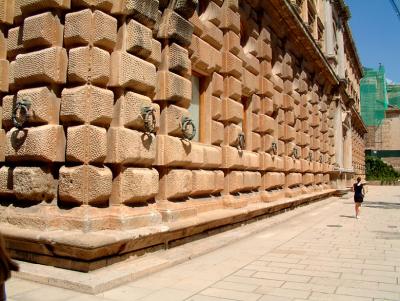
[{"xmin": 0, "ymin": 0, "xmax": 364, "ymax": 270}]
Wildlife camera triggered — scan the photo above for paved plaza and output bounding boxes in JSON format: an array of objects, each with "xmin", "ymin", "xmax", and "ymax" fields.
[{"xmin": 6, "ymin": 186, "xmax": 400, "ymax": 301}]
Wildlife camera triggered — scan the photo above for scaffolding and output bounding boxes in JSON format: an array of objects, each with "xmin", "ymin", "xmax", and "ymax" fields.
[
  {"xmin": 360, "ymin": 64, "xmax": 389, "ymax": 127},
  {"xmin": 387, "ymin": 84, "xmax": 400, "ymax": 108}
]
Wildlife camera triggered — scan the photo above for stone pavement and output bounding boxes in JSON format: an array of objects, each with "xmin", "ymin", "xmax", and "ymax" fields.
[{"xmin": 6, "ymin": 186, "xmax": 400, "ymax": 301}]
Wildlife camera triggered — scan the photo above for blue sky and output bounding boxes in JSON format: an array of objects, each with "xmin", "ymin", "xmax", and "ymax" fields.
[{"xmin": 346, "ymin": 0, "xmax": 400, "ymax": 82}]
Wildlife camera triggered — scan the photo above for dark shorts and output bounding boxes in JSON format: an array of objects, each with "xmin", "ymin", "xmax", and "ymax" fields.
[{"xmin": 354, "ymin": 196, "xmax": 363, "ymax": 203}]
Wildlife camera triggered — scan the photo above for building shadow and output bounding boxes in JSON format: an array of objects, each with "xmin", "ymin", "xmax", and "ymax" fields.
[{"xmin": 363, "ymin": 201, "xmax": 400, "ymax": 209}]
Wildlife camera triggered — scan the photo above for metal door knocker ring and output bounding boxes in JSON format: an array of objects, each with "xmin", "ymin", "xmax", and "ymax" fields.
[
  {"xmin": 320, "ymin": 155, "xmax": 323, "ymax": 163},
  {"xmin": 236, "ymin": 132, "xmax": 245, "ymax": 151},
  {"xmin": 181, "ymin": 116, "xmax": 196, "ymax": 140},
  {"xmin": 140, "ymin": 106, "xmax": 156, "ymax": 134},
  {"xmin": 308, "ymin": 152, "xmax": 313, "ymax": 161},
  {"xmin": 12, "ymin": 98, "xmax": 32, "ymax": 129},
  {"xmin": 292, "ymin": 148, "xmax": 298, "ymax": 159},
  {"xmin": 271, "ymin": 141, "xmax": 278, "ymax": 155}
]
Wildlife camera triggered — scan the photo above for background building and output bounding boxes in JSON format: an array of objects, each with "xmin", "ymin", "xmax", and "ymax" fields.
[
  {"xmin": 0, "ymin": 0, "xmax": 366, "ymax": 271},
  {"xmin": 361, "ymin": 64, "xmax": 400, "ymax": 171}
]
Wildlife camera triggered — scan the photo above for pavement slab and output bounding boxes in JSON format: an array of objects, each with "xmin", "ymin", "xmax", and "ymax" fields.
[{"xmin": 5, "ymin": 186, "xmax": 400, "ymax": 301}]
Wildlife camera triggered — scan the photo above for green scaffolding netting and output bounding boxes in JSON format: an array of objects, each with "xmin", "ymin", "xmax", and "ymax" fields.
[
  {"xmin": 387, "ymin": 84, "xmax": 400, "ymax": 109},
  {"xmin": 360, "ymin": 65, "xmax": 389, "ymax": 126}
]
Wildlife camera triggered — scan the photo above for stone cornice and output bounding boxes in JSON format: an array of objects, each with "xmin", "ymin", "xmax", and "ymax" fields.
[{"xmin": 263, "ymin": 0, "xmax": 339, "ymax": 86}]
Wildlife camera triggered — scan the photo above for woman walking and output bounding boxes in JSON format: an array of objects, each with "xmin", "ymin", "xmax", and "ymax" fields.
[
  {"xmin": 352, "ymin": 177, "xmax": 366, "ymax": 219},
  {"xmin": 0, "ymin": 233, "xmax": 19, "ymax": 301}
]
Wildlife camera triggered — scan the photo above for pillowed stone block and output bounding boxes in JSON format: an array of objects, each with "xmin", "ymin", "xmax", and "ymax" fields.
[
  {"xmin": 257, "ymin": 40, "xmax": 272, "ymax": 61},
  {"xmin": 126, "ymin": 18, "xmax": 152, "ymax": 58},
  {"xmin": 13, "ymin": 167, "xmax": 56, "ymax": 202},
  {"xmin": 8, "ymin": 61, "xmax": 15, "ymax": 92},
  {"xmin": 61, "ymin": 85, "xmax": 113, "ymax": 127},
  {"xmin": 191, "ymin": 169, "xmax": 216, "ymax": 196},
  {"xmin": 243, "ymin": 171, "xmax": 261, "ymax": 190},
  {"xmin": 260, "ymin": 152, "xmax": 274, "ymax": 170},
  {"xmin": 242, "ymin": 68, "xmax": 259, "ymax": 96},
  {"xmin": 112, "ymin": 91, "xmax": 159, "ymax": 131},
  {"xmin": 0, "ymin": 30, "xmax": 6, "ymax": 59},
  {"xmin": 201, "ymin": 20, "xmax": 223, "ymax": 50},
  {"xmin": 223, "ymin": 31, "xmax": 240, "ymax": 55},
  {"xmin": 224, "ymin": 123, "xmax": 241, "ymax": 146},
  {"xmin": 219, "ymin": 8, "xmax": 240, "ymax": 33},
  {"xmin": 0, "ymin": 0, "xmax": 14, "ymax": 24},
  {"xmin": 15, "ymin": 0, "xmax": 70, "ymax": 17},
  {"xmin": 259, "ymin": 115, "xmax": 274, "ymax": 134},
  {"xmin": 251, "ymin": 132, "xmax": 261, "ymax": 151},
  {"xmin": 3, "ymin": 87, "xmax": 60, "ymax": 129},
  {"xmin": 106, "ymin": 127, "xmax": 156, "ymax": 165},
  {"xmin": 282, "ymin": 94, "xmax": 294, "ymax": 110},
  {"xmin": 211, "ymin": 72, "xmax": 223, "ymax": 97},
  {"xmin": 174, "ymin": 0, "xmax": 198, "ymax": 19},
  {"xmin": 221, "ymin": 97, "xmax": 243, "ymax": 124},
  {"xmin": 148, "ymin": 39, "xmax": 162, "ymax": 67},
  {"xmin": 261, "ymin": 97, "xmax": 273, "ymax": 116},
  {"xmin": 261, "ymin": 134, "xmax": 274, "ymax": 152},
  {"xmin": 221, "ymin": 51, "xmax": 242, "ymax": 78},
  {"xmin": 110, "ymin": 167, "xmax": 158, "ymax": 204},
  {"xmin": 64, "ymin": 9, "xmax": 117, "ymax": 50},
  {"xmin": 169, "ymin": 43, "xmax": 190, "ymax": 76},
  {"xmin": 211, "ymin": 120, "xmax": 223, "ymax": 145},
  {"xmin": 263, "ymin": 172, "xmax": 284, "ymax": 190},
  {"xmin": 226, "ymin": 171, "xmax": 243, "ymax": 193},
  {"xmin": 286, "ymin": 173, "xmax": 302, "ymax": 187},
  {"xmin": 68, "ymin": 46, "xmax": 110, "ymax": 86},
  {"xmin": 109, "ymin": 51, "xmax": 156, "ymax": 93},
  {"xmin": 252, "ymin": 113, "xmax": 260, "ymax": 132},
  {"xmin": 164, "ymin": 169, "xmax": 192, "ymax": 199},
  {"xmin": 0, "ymin": 166, "xmax": 13, "ymax": 196},
  {"xmin": 211, "ymin": 96, "xmax": 222, "ymax": 120},
  {"xmin": 112, "ymin": 0, "xmax": 159, "ymax": 28},
  {"xmin": 0, "ymin": 130, "xmax": 5, "ymax": 162},
  {"xmin": 272, "ymin": 94, "xmax": 283, "ymax": 111},
  {"xmin": 223, "ymin": 76, "xmax": 241, "ymax": 101},
  {"xmin": 7, "ymin": 27, "xmax": 25, "ymax": 59},
  {"xmin": 14, "ymin": 47, "xmax": 67, "ymax": 85},
  {"xmin": 285, "ymin": 111, "xmax": 295, "ymax": 126},
  {"xmin": 66, "ymin": 125, "xmax": 107, "ymax": 164},
  {"xmin": 283, "ymin": 125, "xmax": 296, "ymax": 141},
  {"xmin": 71, "ymin": 0, "xmax": 114, "ymax": 12},
  {"xmin": 0, "ymin": 59, "xmax": 9, "ymax": 92},
  {"xmin": 59, "ymin": 165, "xmax": 112, "ymax": 206},
  {"xmin": 158, "ymin": 9, "xmax": 193, "ymax": 47},
  {"xmin": 6, "ymin": 125, "xmax": 65, "ymax": 162},
  {"xmin": 23, "ymin": 12, "xmax": 63, "ymax": 49},
  {"xmin": 156, "ymin": 71, "xmax": 191, "ymax": 106},
  {"xmin": 165, "ymin": 104, "xmax": 189, "ymax": 136}
]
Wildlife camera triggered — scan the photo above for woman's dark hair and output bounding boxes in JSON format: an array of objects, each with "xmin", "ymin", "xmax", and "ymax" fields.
[{"xmin": 357, "ymin": 177, "xmax": 361, "ymax": 183}]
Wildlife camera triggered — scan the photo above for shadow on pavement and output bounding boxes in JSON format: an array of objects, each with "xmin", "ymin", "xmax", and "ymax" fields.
[
  {"xmin": 363, "ymin": 201, "xmax": 400, "ymax": 209},
  {"xmin": 340, "ymin": 215, "xmax": 355, "ymax": 219}
]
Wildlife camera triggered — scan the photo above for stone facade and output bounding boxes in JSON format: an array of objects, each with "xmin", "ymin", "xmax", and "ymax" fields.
[{"xmin": 0, "ymin": 0, "xmax": 366, "ymax": 270}]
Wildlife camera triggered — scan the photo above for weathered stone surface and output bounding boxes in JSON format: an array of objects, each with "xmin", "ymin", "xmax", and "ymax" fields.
[
  {"xmin": 0, "ymin": 59, "xmax": 9, "ymax": 92},
  {"xmin": 23, "ymin": 12, "xmax": 63, "ymax": 49},
  {"xmin": 68, "ymin": 46, "xmax": 110, "ymax": 86},
  {"xmin": 61, "ymin": 85, "xmax": 113, "ymax": 126},
  {"xmin": 111, "ymin": 167, "xmax": 158, "ymax": 204},
  {"xmin": 0, "ymin": 166, "xmax": 13, "ymax": 196},
  {"xmin": 109, "ymin": 51, "xmax": 156, "ymax": 93},
  {"xmin": 3, "ymin": 87, "xmax": 60, "ymax": 129},
  {"xmin": 6, "ymin": 125, "xmax": 66, "ymax": 162},
  {"xmin": 66, "ymin": 125, "xmax": 107, "ymax": 164},
  {"xmin": 126, "ymin": 18, "xmax": 153, "ymax": 58},
  {"xmin": 0, "ymin": 0, "xmax": 14, "ymax": 24},
  {"xmin": 13, "ymin": 167, "xmax": 56, "ymax": 202},
  {"xmin": 14, "ymin": 47, "xmax": 68, "ymax": 85},
  {"xmin": 158, "ymin": 9, "xmax": 193, "ymax": 47},
  {"xmin": 164, "ymin": 169, "xmax": 192, "ymax": 199},
  {"xmin": 106, "ymin": 127, "xmax": 156, "ymax": 165},
  {"xmin": 155, "ymin": 71, "xmax": 191, "ymax": 106},
  {"xmin": 112, "ymin": 91, "xmax": 160, "ymax": 131},
  {"xmin": 59, "ymin": 165, "xmax": 112, "ymax": 206},
  {"xmin": 112, "ymin": 0, "xmax": 159, "ymax": 28}
]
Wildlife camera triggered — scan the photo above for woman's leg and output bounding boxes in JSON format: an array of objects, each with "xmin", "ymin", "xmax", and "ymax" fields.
[
  {"xmin": 355, "ymin": 203, "xmax": 361, "ymax": 218},
  {"xmin": 0, "ymin": 282, "xmax": 6, "ymax": 301}
]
